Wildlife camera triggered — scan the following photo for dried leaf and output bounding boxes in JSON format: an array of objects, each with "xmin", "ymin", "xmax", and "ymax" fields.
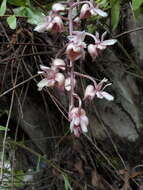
[
  {"xmin": 139, "ymin": 184, "xmax": 143, "ymax": 190},
  {"xmin": 92, "ymin": 169, "xmax": 118, "ymax": 190},
  {"xmin": 74, "ymin": 160, "xmax": 84, "ymax": 176},
  {"xmin": 91, "ymin": 169, "xmax": 100, "ymax": 187}
]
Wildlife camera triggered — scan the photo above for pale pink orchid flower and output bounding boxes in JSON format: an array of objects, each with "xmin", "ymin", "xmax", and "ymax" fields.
[
  {"xmin": 37, "ymin": 65, "xmax": 65, "ymax": 91},
  {"xmin": 80, "ymin": 3, "xmax": 107, "ymax": 19},
  {"xmin": 64, "ymin": 77, "xmax": 76, "ymax": 91},
  {"xmin": 34, "ymin": 15, "xmax": 64, "ymax": 33},
  {"xmin": 52, "ymin": 3, "xmax": 65, "ymax": 12},
  {"xmin": 46, "ymin": 15, "xmax": 64, "ymax": 33},
  {"xmin": 88, "ymin": 32, "xmax": 117, "ymax": 60},
  {"xmin": 84, "ymin": 78, "xmax": 114, "ymax": 101},
  {"xmin": 66, "ymin": 31, "xmax": 86, "ymax": 61},
  {"xmin": 68, "ymin": 107, "xmax": 89, "ymax": 137}
]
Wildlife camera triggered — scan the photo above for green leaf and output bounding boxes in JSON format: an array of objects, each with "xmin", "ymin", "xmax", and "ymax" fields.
[
  {"xmin": 26, "ymin": 8, "xmax": 45, "ymax": 25},
  {"xmin": 14, "ymin": 7, "xmax": 28, "ymax": 17},
  {"xmin": 87, "ymin": 24, "xmax": 95, "ymax": 34},
  {"xmin": 63, "ymin": 174, "xmax": 72, "ymax": 190},
  {"xmin": 132, "ymin": 0, "xmax": 143, "ymax": 10},
  {"xmin": 0, "ymin": 0, "xmax": 7, "ymax": 16},
  {"xmin": 95, "ymin": 0, "xmax": 110, "ymax": 9},
  {"xmin": 7, "ymin": 15, "xmax": 17, "ymax": 29},
  {"xmin": 0, "ymin": 125, "xmax": 9, "ymax": 131},
  {"xmin": 110, "ymin": 0, "xmax": 120, "ymax": 31},
  {"xmin": 6, "ymin": 0, "xmax": 30, "ymax": 7},
  {"xmin": 14, "ymin": 7, "xmax": 45, "ymax": 25}
]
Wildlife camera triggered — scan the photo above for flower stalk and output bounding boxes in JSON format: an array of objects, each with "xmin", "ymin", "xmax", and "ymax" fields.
[{"xmin": 68, "ymin": 3, "xmax": 75, "ymax": 109}]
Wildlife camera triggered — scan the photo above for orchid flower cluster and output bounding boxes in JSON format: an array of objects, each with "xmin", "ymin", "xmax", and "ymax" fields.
[{"xmin": 34, "ymin": 0, "xmax": 117, "ymax": 137}]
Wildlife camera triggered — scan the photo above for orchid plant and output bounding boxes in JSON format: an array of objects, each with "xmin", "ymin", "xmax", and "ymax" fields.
[{"xmin": 34, "ymin": 0, "xmax": 117, "ymax": 137}]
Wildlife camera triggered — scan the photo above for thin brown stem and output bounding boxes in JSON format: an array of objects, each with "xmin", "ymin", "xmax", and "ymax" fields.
[
  {"xmin": 114, "ymin": 26, "xmax": 143, "ymax": 38},
  {"xmin": 74, "ymin": 71, "xmax": 97, "ymax": 86},
  {"xmin": 0, "ymin": 74, "xmax": 39, "ymax": 98}
]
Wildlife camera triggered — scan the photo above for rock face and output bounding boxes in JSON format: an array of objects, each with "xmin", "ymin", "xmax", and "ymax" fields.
[
  {"xmin": 126, "ymin": 7, "xmax": 143, "ymax": 66},
  {"xmin": 87, "ymin": 50, "xmax": 142, "ymax": 142},
  {"xmin": 13, "ymin": 93, "xmax": 65, "ymax": 154}
]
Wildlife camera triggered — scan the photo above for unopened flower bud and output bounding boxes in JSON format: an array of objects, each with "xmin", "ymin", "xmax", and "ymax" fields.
[
  {"xmin": 88, "ymin": 44, "xmax": 98, "ymax": 60},
  {"xmin": 84, "ymin": 85, "xmax": 96, "ymax": 100}
]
